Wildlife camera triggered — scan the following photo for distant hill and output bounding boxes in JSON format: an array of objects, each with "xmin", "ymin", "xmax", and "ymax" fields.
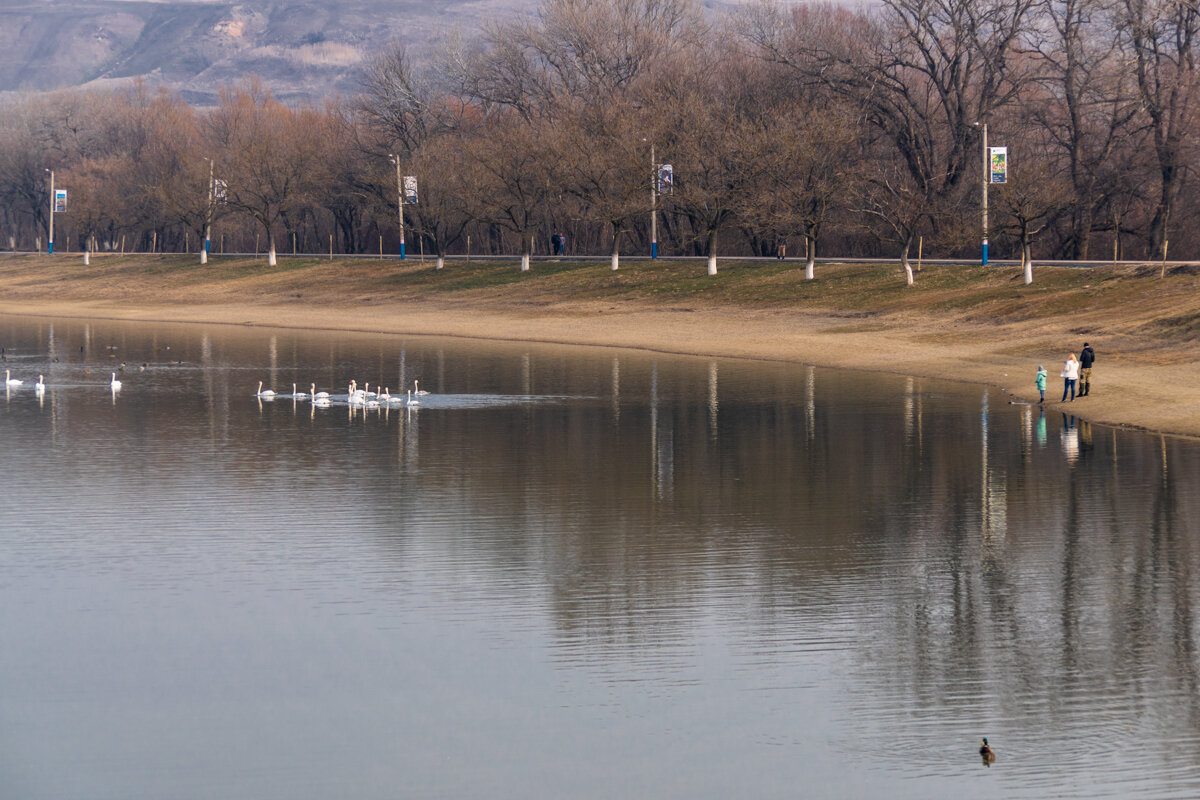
[{"xmin": 0, "ymin": 0, "xmax": 521, "ymax": 105}]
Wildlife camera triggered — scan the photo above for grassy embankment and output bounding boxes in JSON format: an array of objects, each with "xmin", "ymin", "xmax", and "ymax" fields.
[{"xmin": 1, "ymin": 252, "xmax": 1197, "ymax": 330}]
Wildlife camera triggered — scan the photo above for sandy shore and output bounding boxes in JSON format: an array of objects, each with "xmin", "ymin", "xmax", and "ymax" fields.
[{"xmin": 0, "ymin": 254, "xmax": 1197, "ymax": 438}]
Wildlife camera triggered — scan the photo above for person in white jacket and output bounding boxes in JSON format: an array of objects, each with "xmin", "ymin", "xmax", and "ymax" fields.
[{"xmin": 1061, "ymin": 353, "xmax": 1080, "ymax": 402}]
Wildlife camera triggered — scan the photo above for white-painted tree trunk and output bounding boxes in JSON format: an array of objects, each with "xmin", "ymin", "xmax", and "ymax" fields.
[
  {"xmin": 805, "ymin": 236, "xmax": 815, "ymax": 280},
  {"xmin": 436, "ymin": 255, "xmax": 445, "ymax": 270},
  {"xmin": 902, "ymin": 241, "xmax": 914, "ymax": 285},
  {"xmin": 611, "ymin": 252, "xmax": 619, "ymax": 271},
  {"xmin": 708, "ymin": 254, "xmax": 717, "ymax": 275},
  {"xmin": 200, "ymin": 248, "xmax": 207, "ymax": 265},
  {"xmin": 521, "ymin": 253, "xmax": 530, "ymax": 272},
  {"xmin": 268, "ymin": 245, "xmax": 277, "ymax": 267},
  {"xmin": 1023, "ymin": 243, "xmax": 1033, "ymax": 284},
  {"xmin": 83, "ymin": 251, "xmax": 89, "ymax": 265}
]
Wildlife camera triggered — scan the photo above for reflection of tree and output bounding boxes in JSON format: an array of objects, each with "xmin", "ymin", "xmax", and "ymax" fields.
[{"xmin": 17, "ymin": 317, "xmax": 1200, "ymax": 778}]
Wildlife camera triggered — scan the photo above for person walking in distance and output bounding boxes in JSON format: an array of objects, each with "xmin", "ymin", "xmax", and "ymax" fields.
[
  {"xmin": 1061, "ymin": 352, "xmax": 1080, "ymax": 402},
  {"xmin": 1078, "ymin": 342, "xmax": 1095, "ymax": 396}
]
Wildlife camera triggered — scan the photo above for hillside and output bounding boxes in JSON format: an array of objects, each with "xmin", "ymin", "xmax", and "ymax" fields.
[{"xmin": 0, "ymin": 0, "xmax": 515, "ymax": 104}]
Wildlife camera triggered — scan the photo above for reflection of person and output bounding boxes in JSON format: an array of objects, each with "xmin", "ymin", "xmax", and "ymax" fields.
[
  {"xmin": 1036, "ymin": 408, "xmax": 1047, "ymax": 447},
  {"xmin": 1061, "ymin": 353, "xmax": 1080, "ymax": 402},
  {"xmin": 1035, "ymin": 364, "xmax": 1047, "ymax": 404},
  {"xmin": 1061, "ymin": 413, "xmax": 1079, "ymax": 462},
  {"xmin": 1078, "ymin": 342, "xmax": 1095, "ymax": 397}
]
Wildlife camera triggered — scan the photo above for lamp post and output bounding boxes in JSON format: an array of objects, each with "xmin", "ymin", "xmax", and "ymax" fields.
[
  {"xmin": 388, "ymin": 154, "xmax": 406, "ymax": 259},
  {"xmin": 45, "ymin": 169, "xmax": 54, "ymax": 254},
  {"xmin": 202, "ymin": 158, "xmax": 214, "ymax": 265},
  {"xmin": 650, "ymin": 142, "xmax": 658, "ymax": 259},
  {"xmin": 978, "ymin": 122, "xmax": 989, "ymax": 265}
]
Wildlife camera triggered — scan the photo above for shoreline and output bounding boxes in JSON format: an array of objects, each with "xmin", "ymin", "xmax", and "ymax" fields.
[{"xmin": 1, "ymin": 254, "xmax": 1198, "ymax": 439}]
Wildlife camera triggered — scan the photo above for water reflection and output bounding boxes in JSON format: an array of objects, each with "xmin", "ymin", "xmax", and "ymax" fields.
[{"xmin": 1, "ymin": 314, "xmax": 1200, "ymax": 799}]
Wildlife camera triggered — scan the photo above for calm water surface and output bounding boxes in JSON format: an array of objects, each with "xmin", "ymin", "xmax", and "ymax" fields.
[{"xmin": 1, "ymin": 314, "xmax": 1199, "ymax": 799}]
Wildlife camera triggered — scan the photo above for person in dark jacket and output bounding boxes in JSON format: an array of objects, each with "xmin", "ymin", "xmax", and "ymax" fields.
[{"xmin": 1079, "ymin": 342, "xmax": 1095, "ymax": 397}]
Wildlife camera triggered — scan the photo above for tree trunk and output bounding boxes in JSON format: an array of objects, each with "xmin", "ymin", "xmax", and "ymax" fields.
[
  {"xmin": 805, "ymin": 234, "xmax": 815, "ymax": 281},
  {"xmin": 268, "ymin": 229, "xmax": 277, "ymax": 267},
  {"xmin": 610, "ymin": 221, "xmax": 622, "ymax": 271},
  {"xmin": 1022, "ymin": 234, "xmax": 1033, "ymax": 285},
  {"xmin": 436, "ymin": 255, "xmax": 445, "ymax": 270},
  {"xmin": 707, "ymin": 228, "xmax": 718, "ymax": 275},
  {"xmin": 521, "ymin": 234, "xmax": 531, "ymax": 272},
  {"xmin": 901, "ymin": 237, "xmax": 914, "ymax": 286}
]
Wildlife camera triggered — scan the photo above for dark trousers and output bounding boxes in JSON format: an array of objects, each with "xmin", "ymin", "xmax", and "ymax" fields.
[{"xmin": 1062, "ymin": 378, "xmax": 1076, "ymax": 402}]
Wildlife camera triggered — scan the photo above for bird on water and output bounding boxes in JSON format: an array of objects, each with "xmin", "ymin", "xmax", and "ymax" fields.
[{"xmin": 980, "ymin": 738, "xmax": 995, "ymax": 764}]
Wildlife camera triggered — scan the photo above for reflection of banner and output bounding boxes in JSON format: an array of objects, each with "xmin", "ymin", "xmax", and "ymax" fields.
[
  {"xmin": 54, "ymin": 189, "xmax": 67, "ymax": 212},
  {"xmin": 657, "ymin": 164, "xmax": 673, "ymax": 195},
  {"xmin": 213, "ymin": 178, "xmax": 228, "ymax": 203},
  {"xmin": 403, "ymin": 176, "xmax": 418, "ymax": 204},
  {"xmin": 989, "ymin": 147, "xmax": 1007, "ymax": 184}
]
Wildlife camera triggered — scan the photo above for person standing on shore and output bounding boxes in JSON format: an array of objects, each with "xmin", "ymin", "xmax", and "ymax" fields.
[
  {"xmin": 1036, "ymin": 364, "xmax": 1047, "ymax": 403},
  {"xmin": 1078, "ymin": 342, "xmax": 1095, "ymax": 396},
  {"xmin": 1061, "ymin": 352, "xmax": 1080, "ymax": 402}
]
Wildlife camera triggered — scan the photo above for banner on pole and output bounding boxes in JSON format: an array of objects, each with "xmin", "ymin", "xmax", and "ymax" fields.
[
  {"xmin": 213, "ymin": 178, "xmax": 228, "ymax": 203},
  {"xmin": 989, "ymin": 147, "xmax": 1008, "ymax": 184},
  {"xmin": 54, "ymin": 189, "xmax": 68, "ymax": 212},
  {"xmin": 403, "ymin": 176, "xmax": 418, "ymax": 205},
  {"xmin": 657, "ymin": 164, "xmax": 673, "ymax": 195}
]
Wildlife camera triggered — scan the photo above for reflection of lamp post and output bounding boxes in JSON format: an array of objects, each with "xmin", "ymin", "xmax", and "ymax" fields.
[
  {"xmin": 388, "ymin": 154, "xmax": 406, "ymax": 260},
  {"xmin": 45, "ymin": 168, "xmax": 54, "ymax": 254}
]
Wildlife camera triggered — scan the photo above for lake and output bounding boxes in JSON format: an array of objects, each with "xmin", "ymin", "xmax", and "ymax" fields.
[{"xmin": 1, "ymin": 314, "xmax": 1199, "ymax": 799}]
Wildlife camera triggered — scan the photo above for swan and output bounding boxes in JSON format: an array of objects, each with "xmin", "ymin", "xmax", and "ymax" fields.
[
  {"xmin": 365, "ymin": 382, "xmax": 377, "ymax": 398},
  {"xmin": 406, "ymin": 389, "xmax": 419, "ymax": 407},
  {"xmin": 414, "ymin": 379, "xmax": 430, "ymax": 396},
  {"xmin": 5, "ymin": 369, "xmax": 22, "ymax": 386},
  {"xmin": 110, "ymin": 372, "xmax": 122, "ymax": 390},
  {"xmin": 292, "ymin": 382, "xmax": 308, "ymax": 399},
  {"xmin": 255, "ymin": 380, "xmax": 275, "ymax": 398},
  {"xmin": 35, "ymin": 375, "xmax": 45, "ymax": 393},
  {"xmin": 311, "ymin": 383, "xmax": 330, "ymax": 400}
]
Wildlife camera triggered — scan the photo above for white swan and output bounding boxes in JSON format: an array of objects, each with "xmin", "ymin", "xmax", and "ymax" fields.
[
  {"xmin": 35, "ymin": 375, "xmax": 45, "ymax": 393},
  {"xmin": 414, "ymin": 379, "xmax": 430, "ymax": 396},
  {"xmin": 110, "ymin": 372, "xmax": 122, "ymax": 390},
  {"xmin": 406, "ymin": 389, "xmax": 419, "ymax": 407},
  {"xmin": 311, "ymin": 383, "xmax": 330, "ymax": 400},
  {"xmin": 5, "ymin": 369, "xmax": 22, "ymax": 386},
  {"xmin": 255, "ymin": 380, "xmax": 275, "ymax": 398},
  {"xmin": 292, "ymin": 382, "xmax": 308, "ymax": 399}
]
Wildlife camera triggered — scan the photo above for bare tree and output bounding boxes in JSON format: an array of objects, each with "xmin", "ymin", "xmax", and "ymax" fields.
[
  {"xmin": 1119, "ymin": 0, "xmax": 1200, "ymax": 258},
  {"xmin": 469, "ymin": 115, "xmax": 559, "ymax": 271},
  {"xmin": 206, "ymin": 81, "xmax": 329, "ymax": 266}
]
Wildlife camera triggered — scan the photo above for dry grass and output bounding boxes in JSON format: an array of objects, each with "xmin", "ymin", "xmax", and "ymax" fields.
[{"xmin": 3, "ymin": 253, "xmax": 1195, "ymax": 344}]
